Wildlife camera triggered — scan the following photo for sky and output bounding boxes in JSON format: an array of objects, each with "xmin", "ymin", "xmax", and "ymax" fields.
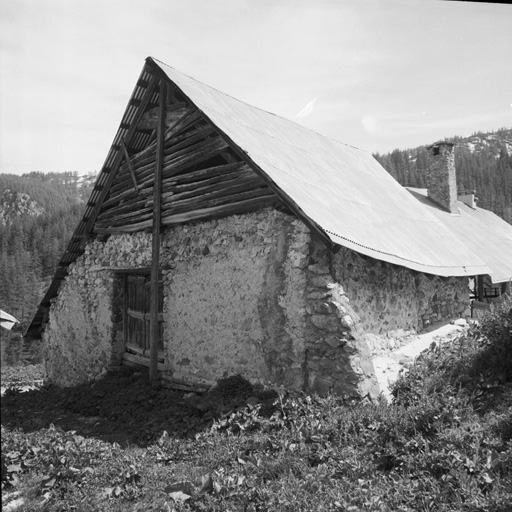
[{"xmin": 1, "ymin": 0, "xmax": 511, "ymax": 175}]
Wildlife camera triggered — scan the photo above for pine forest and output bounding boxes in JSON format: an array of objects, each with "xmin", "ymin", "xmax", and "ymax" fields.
[
  {"xmin": 374, "ymin": 128, "xmax": 512, "ymax": 223},
  {"xmin": 1, "ymin": 172, "xmax": 94, "ymax": 364}
]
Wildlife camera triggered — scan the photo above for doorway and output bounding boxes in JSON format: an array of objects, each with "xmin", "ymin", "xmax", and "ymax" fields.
[{"xmin": 120, "ymin": 271, "xmax": 164, "ymax": 366}]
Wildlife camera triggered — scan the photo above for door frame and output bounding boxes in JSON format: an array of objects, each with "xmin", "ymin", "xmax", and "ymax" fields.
[{"xmin": 113, "ymin": 268, "xmax": 164, "ymax": 368}]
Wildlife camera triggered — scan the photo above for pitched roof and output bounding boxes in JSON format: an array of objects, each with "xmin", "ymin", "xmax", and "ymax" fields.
[
  {"xmin": 26, "ymin": 57, "xmax": 495, "ymax": 337},
  {"xmin": 408, "ymin": 188, "xmax": 512, "ymax": 284},
  {"xmin": 152, "ymin": 58, "xmax": 487, "ymax": 276}
]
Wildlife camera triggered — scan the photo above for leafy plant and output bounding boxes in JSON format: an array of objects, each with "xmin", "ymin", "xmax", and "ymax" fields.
[{"xmin": 2, "ymin": 300, "xmax": 511, "ymax": 510}]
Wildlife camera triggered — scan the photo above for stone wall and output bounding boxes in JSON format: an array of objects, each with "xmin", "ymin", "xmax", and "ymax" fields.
[
  {"xmin": 331, "ymin": 245, "xmax": 469, "ymax": 347},
  {"xmin": 302, "ymin": 242, "xmax": 379, "ymax": 398},
  {"xmin": 160, "ymin": 210, "xmax": 378, "ymax": 398},
  {"xmin": 43, "ymin": 232, "xmax": 153, "ymax": 386},
  {"xmin": 42, "ymin": 207, "xmax": 468, "ymax": 398},
  {"xmin": 42, "ymin": 209, "xmax": 379, "ymax": 397}
]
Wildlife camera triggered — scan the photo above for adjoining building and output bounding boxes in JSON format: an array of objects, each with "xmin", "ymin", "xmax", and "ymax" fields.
[{"xmin": 25, "ymin": 57, "xmax": 512, "ymax": 397}]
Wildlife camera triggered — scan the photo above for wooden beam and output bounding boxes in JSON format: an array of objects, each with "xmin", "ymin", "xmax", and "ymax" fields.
[
  {"xmin": 165, "ymin": 185, "xmax": 273, "ymax": 215},
  {"xmin": 98, "ymin": 170, "xmax": 262, "ymax": 226},
  {"xmin": 100, "ymin": 187, "xmax": 138, "ymax": 210},
  {"xmin": 161, "ymin": 172, "xmax": 263, "ymax": 206},
  {"xmin": 96, "ymin": 209, "xmax": 153, "ymax": 229},
  {"xmin": 138, "ymin": 102, "xmax": 188, "ymax": 130},
  {"xmin": 97, "ymin": 189, "xmax": 152, "ymax": 220},
  {"xmin": 107, "ymin": 158, "xmax": 236, "ymax": 210},
  {"xmin": 108, "ymin": 124, "xmax": 217, "ymax": 197},
  {"xmin": 161, "ymin": 137, "xmax": 229, "ymax": 178},
  {"xmin": 136, "ymin": 78, "xmax": 150, "ymax": 88},
  {"xmin": 163, "ymin": 111, "xmax": 203, "ymax": 144},
  {"xmin": 94, "ymin": 191, "xmax": 277, "ymax": 234},
  {"xmin": 165, "ymin": 161, "xmax": 246, "ymax": 186},
  {"xmin": 121, "ymin": 140, "xmax": 139, "ymax": 192},
  {"xmin": 83, "ymin": 74, "xmax": 159, "ymax": 236},
  {"xmin": 109, "ymin": 133, "xmax": 228, "ymax": 201},
  {"xmin": 149, "ymin": 79, "xmax": 166, "ymax": 386},
  {"xmin": 107, "ymin": 121, "xmax": 212, "ymax": 198},
  {"xmin": 477, "ymin": 275, "xmax": 484, "ymax": 302},
  {"xmin": 161, "ymin": 193, "xmax": 277, "ymax": 225},
  {"xmin": 163, "ymin": 166, "xmax": 247, "ymax": 196},
  {"xmin": 123, "ymin": 352, "xmax": 166, "ymax": 371},
  {"xmin": 160, "ymin": 373, "xmax": 212, "ymax": 392},
  {"xmin": 95, "ymin": 223, "xmax": 151, "ymax": 234}
]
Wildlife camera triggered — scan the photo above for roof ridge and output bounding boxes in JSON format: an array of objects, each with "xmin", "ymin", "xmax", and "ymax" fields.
[{"xmin": 149, "ymin": 56, "xmax": 364, "ymax": 153}]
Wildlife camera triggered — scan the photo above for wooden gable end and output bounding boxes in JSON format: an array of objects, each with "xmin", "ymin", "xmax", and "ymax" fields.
[
  {"xmin": 25, "ymin": 61, "xmax": 285, "ymax": 341},
  {"xmin": 94, "ymin": 87, "xmax": 279, "ymax": 235}
]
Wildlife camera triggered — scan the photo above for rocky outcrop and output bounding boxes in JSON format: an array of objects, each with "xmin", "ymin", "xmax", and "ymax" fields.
[{"xmin": 0, "ymin": 189, "xmax": 44, "ymax": 225}]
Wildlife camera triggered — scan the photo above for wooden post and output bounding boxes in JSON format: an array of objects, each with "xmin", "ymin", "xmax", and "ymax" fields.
[
  {"xmin": 149, "ymin": 79, "xmax": 167, "ymax": 385},
  {"xmin": 477, "ymin": 274, "xmax": 484, "ymax": 302},
  {"xmin": 120, "ymin": 140, "xmax": 139, "ymax": 192}
]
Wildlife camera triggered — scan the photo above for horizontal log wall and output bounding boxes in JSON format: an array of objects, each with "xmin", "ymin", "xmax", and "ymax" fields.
[{"xmin": 95, "ymin": 100, "xmax": 278, "ymax": 234}]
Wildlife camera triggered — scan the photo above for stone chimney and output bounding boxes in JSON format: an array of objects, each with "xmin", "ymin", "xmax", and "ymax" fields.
[{"xmin": 425, "ymin": 141, "xmax": 459, "ymax": 213}]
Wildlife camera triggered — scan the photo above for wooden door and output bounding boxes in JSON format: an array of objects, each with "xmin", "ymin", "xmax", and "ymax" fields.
[{"xmin": 124, "ymin": 273, "xmax": 164, "ymax": 361}]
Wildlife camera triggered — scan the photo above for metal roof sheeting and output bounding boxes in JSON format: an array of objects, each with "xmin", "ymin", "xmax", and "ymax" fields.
[
  {"xmin": 408, "ymin": 189, "xmax": 512, "ymax": 284},
  {"xmin": 152, "ymin": 58, "xmax": 489, "ymax": 277}
]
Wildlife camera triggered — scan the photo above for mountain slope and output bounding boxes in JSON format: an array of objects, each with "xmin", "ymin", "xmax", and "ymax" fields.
[
  {"xmin": 1, "ymin": 172, "xmax": 95, "ymax": 364},
  {"xmin": 374, "ymin": 127, "xmax": 512, "ymax": 224}
]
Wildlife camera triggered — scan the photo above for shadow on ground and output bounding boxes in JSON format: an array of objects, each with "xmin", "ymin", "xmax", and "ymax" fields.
[{"xmin": 1, "ymin": 367, "xmax": 277, "ymax": 447}]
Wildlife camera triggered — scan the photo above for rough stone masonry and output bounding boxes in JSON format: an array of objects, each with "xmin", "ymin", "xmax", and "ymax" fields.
[{"xmin": 43, "ymin": 207, "xmax": 468, "ymax": 398}]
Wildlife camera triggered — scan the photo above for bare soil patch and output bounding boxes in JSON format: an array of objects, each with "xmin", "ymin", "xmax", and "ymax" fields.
[{"xmin": 1, "ymin": 367, "xmax": 277, "ymax": 447}]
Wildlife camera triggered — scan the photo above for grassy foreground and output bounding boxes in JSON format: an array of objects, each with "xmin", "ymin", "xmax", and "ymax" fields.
[{"xmin": 2, "ymin": 301, "xmax": 511, "ymax": 512}]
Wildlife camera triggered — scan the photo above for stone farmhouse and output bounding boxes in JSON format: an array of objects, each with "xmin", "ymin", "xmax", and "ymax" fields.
[{"xmin": 26, "ymin": 57, "xmax": 512, "ymax": 398}]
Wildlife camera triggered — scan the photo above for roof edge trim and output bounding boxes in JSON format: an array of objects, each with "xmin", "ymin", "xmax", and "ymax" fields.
[{"xmin": 328, "ymin": 230, "xmax": 491, "ymax": 277}]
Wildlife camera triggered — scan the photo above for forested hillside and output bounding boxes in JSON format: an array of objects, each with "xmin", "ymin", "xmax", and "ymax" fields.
[
  {"xmin": 374, "ymin": 127, "xmax": 512, "ymax": 223},
  {"xmin": 0, "ymin": 172, "xmax": 94, "ymax": 364}
]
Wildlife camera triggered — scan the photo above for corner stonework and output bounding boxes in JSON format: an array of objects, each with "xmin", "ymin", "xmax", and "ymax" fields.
[{"xmin": 304, "ymin": 246, "xmax": 380, "ymax": 399}]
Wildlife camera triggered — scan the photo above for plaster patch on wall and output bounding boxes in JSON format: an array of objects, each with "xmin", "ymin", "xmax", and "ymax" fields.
[
  {"xmin": 162, "ymin": 209, "xmax": 310, "ymax": 388},
  {"xmin": 43, "ymin": 260, "xmax": 113, "ymax": 387}
]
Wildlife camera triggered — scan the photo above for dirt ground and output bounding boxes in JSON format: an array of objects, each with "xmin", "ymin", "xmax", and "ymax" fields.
[
  {"xmin": 1, "ymin": 320, "xmax": 469, "ymax": 445},
  {"xmin": 1, "ymin": 367, "xmax": 277, "ymax": 447}
]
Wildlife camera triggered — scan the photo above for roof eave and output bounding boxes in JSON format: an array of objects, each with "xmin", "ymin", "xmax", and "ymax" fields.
[{"xmin": 327, "ymin": 232, "xmax": 491, "ymax": 277}]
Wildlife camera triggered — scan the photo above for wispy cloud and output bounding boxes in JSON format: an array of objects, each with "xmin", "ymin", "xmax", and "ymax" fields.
[
  {"xmin": 295, "ymin": 97, "xmax": 318, "ymax": 118},
  {"xmin": 361, "ymin": 115, "xmax": 379, "ymax": 134}
]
